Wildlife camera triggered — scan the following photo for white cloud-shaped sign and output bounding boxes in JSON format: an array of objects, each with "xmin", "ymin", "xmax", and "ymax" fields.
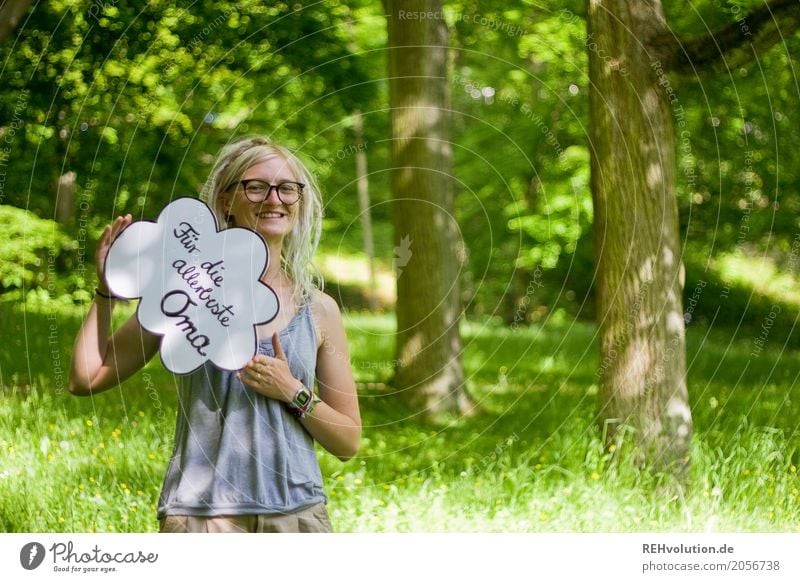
[{"xmin": 105, "ymin": 197, "xmax": 279, "ymax": 375}]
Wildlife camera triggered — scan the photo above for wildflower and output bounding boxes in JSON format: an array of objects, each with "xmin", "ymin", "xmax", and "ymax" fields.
[
  {"xmin": 591, "ymin": 472, "xmax": 600, "ymax": 480},
  {"xmin": 743, "ymin": 469, "xmax": 750, "ymax": 476},
  {"xmin": 58, "ymin": 517, "xmax": 65, "ymax": 523},
  {"xmin": 86, "ymin": 420, "xmax": 93, "ymax": 427},
  {"xmin": 354, "ymin": 478, "xmax": 362, "ymax": 485},
  {"xmin": 336, "ymin": 475, "xmax": 344, "ymax": 481},
  {"xmin": 791, "ymin": 466, "xmax": 797, "ymax": 474}
]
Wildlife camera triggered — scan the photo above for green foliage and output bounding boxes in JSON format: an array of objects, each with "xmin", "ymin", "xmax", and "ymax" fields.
[
  {"xmin": 2, "ymin": 0, "xmax": 798, "ymax": 330},
  {"xmin": 0, "ymin": 205, "xmax": 80, "ymax": 295}
]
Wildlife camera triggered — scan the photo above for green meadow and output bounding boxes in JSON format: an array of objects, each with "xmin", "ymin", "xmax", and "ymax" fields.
[{"xmin": 1, "ymin": 297, "xmax": 798, "ymax": 532}]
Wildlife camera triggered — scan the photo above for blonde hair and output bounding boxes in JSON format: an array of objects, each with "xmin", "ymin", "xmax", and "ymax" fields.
[{"xmin": 201, "ymin": 136, "xmax": 323, "ymax": 306}]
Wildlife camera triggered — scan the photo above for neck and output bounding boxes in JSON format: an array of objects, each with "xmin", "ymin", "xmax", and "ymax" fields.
[{"xmin": 263, "ymin": 238, "xmax": 285, "ymax": 284}]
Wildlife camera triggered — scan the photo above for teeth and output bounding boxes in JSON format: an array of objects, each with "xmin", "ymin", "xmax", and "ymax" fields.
[{"xmin": 257, "ymin": 212, "xmax": 284, "ymax": 218}]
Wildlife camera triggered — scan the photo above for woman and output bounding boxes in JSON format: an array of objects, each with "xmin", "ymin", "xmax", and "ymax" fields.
[{"xmin": 69, "ymin": 136, "xmax": 361, "ymax": 533}]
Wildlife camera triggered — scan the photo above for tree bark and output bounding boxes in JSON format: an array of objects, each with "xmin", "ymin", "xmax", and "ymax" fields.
[
  {"xmin": 386, "ymin": 0, "xmax": 470, "ymax": 416},
  {"xmin": 0, "ymin": 0, "xmax": 33, "ymax": 46},
  {"xmin": 56, "ymin": 171, "xmax": 76, "ymax": 225},
  {"xmin": 588, "ymin": 0, "xmax": 691, "ymax": 468}
]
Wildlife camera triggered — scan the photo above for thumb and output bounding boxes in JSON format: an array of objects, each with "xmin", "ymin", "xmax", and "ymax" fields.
[{"xmin": 272, "ymin": 332, "xmax": 287, "ymax": 361}]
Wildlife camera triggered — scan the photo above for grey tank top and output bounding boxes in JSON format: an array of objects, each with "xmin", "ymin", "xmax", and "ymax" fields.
[{"xmin": 157, "ymin": 302, "xmax": 326, "ymax": 517}]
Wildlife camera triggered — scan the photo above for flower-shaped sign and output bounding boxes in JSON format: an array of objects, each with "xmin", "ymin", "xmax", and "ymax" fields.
[{"xmin": 105, "ymin": 197, "xmax": 279, "ymax": 375}]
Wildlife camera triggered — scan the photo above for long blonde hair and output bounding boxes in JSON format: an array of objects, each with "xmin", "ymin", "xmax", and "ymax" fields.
[{"xmin": 201, "ymin": 136, "xmax": 323, "ymax": 305}]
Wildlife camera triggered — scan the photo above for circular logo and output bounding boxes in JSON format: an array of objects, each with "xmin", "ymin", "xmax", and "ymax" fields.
[{"xmin": 19, "ymin": 542, "xmax": 46, "ymax": 570}]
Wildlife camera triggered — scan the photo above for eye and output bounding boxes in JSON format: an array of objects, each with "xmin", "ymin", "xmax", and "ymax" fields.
[
  {"xmin": 246, "ymin": 183, "xmax": 267, "ymax": 194},
  {"xmin": 278, "ymin": 183, "xmax": 299, "ymax": 194}
]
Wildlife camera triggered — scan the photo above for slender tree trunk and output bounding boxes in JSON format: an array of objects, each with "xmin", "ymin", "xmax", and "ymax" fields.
[
  {"xmin": 352, "ymin": 108, "xmax": 378, "ymax": 311},
  {"xmin": 587, "ymin": 0, "xmax": 691, "ymax": 468},
  {"xmin": 56, "ymin": 170, "xmax": 76, "ymax": 225},
  {"xmin": 386, "ymin": 0, "xmax": 470, "ymax": 415}
]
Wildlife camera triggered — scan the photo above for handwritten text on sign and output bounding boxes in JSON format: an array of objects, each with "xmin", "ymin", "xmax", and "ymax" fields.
[{"xmin": 105, "ymin": 198, "xmax": 279, "ymax": 375}]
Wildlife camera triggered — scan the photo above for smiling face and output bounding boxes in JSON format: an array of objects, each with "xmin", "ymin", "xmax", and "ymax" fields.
[{"xmin": 223, "ymin": 156, "xmax": 301, "ymax": 243}]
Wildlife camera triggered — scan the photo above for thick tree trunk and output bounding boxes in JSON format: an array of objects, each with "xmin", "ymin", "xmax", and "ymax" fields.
[
  {"xmin": 587, "ymin": 0, "xmax": 691, "ymax": 467},
  {"xmin": 386, "ymin": 0, "xmax": 470, "ymax": 415}
]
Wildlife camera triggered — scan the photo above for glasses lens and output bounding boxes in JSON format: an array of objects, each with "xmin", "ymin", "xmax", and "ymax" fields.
[
  {"xmin": 244, "ymin": 181, "xmax": 268, "ymax": 201},
  {"xmin": 277, "ymin": 182, "xmax": 301, "ymax": 204}
]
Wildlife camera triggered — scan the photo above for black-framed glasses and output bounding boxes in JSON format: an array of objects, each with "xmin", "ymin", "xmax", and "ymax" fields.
[{"xmin": 239, "ymin": 179, "xmax": 305, "ymax": 205}]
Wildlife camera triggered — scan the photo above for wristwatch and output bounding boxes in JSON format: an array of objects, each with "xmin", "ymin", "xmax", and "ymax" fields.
[
  {"xmin": 288, "ymin": 382, "xmax": 320, "ymax": 419},
  {"xmin": 290, "ymin": 383, "xmax": 313, "ymax": 409}
]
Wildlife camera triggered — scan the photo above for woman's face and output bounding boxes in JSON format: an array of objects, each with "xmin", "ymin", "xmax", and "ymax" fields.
[{"xmin": 224, "ymin": 156, "xmax": 301, "ymax": 242}]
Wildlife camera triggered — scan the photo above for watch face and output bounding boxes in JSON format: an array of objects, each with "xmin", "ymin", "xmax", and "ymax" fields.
[{"xmin": 295, "ymin": 389, "xmax": 311, "ymax": 406}]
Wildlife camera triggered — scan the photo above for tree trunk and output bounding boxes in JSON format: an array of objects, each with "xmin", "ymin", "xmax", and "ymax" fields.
[
  {"xmin": 0, "ymin": 0, "xmax": 33, "ymax": 46},
  {"xmin": 56, "ymin": 171, "xmax": 76, "ymax": 225},
  {"xmin": 386, "ymin": 0, "xmax": 470, "ymax": 416},
  {"xmin": 587, "ymin": 0, "xmax": 691, "ymax": 468},
  {"xmin": 352, "ymin": 108, "xmax": 378, "ymax": 311}
]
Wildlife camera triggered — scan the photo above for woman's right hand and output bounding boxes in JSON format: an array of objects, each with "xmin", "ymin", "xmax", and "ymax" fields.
[{"xmin": 96, "ymin": 214, "xmax": 132, "ymax": 292}]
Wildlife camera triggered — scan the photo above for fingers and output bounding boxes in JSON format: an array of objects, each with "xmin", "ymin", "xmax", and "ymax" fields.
[{"xmin": 272, "ymin": 332, "xmax": 287, "ymax": 361}]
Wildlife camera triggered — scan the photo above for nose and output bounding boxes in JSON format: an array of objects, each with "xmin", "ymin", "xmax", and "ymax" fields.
[{"xmin": 263, "ymin": 186, "xmax": 283, "ymax": 205}]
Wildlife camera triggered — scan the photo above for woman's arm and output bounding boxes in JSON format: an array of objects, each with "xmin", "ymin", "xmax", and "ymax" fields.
[
  {"xmin": 239, "ymin": 292, "xmax": 361, "ymax": 461},
  {"xmin": 68, "ymin": 215, "xmax": 160, "ymax": 395},
  {"xmin": 300, "ymin": 292, "xmax": 361, "ymax": 460}
]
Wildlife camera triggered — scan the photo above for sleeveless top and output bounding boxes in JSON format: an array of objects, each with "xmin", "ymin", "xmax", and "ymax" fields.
[{"xmin": 157, "ymin": 302, "xmax": 326, "ymax": 517}]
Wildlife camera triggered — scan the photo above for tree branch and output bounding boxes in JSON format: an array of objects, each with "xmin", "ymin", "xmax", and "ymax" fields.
[{"xmin": 662, "ymin": 0, "xmax": 800, "ymax": 74}]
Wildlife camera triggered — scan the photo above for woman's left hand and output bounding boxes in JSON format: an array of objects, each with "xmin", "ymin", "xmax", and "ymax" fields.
[{"xmin": 238, "ymin": 332, "xmax": 299, "ymax": 402}]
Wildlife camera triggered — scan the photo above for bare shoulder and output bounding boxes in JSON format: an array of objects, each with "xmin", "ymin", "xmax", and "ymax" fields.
[{"xmin": 309, "ymin": 290, "xmax": 345, "ymax": 345}]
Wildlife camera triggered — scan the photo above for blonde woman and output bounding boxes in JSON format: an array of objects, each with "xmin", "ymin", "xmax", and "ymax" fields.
[{"xmin": 69, "ymin": 136, "xmax": 361, "ymax": 533}]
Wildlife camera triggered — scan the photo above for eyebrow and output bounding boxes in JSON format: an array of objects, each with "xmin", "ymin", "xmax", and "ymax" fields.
[{"xmin": 241, "ymin": 176, "xmax": 297, "ymax": 183}]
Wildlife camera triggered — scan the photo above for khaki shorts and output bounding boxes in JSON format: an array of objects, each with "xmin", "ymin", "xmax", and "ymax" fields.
[{"xmin": 159, "ymin": 503, "xmax": 332, "ymax": 533}]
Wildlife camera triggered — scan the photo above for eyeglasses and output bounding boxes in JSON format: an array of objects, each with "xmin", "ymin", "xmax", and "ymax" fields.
[{"xmin": 238, "ymin": 179, "xmax": 305, "ymax": 205}]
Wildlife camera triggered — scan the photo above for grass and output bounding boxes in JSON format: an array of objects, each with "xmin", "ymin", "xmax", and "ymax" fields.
[{"xmin": 1, "ymin": 297, "xmax": 798, "ymax": 532}]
